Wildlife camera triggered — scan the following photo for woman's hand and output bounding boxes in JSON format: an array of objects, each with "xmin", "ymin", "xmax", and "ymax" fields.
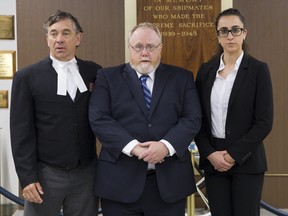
[{"xmin": 207, "ymin": 151, "xmax": 235, "ymax": 172}]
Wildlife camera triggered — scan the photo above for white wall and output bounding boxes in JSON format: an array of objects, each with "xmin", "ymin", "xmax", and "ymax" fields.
[
  {"xmin": 0, "ymin": 0, "xmax": 18, "ymax": 204},
  {"xmin": 124, "ymin": 0, "xmax": 137, "ymax": 62},
  {"xmin": 222, "ymin": 0, "xmax": 233, "ymax": 10}
]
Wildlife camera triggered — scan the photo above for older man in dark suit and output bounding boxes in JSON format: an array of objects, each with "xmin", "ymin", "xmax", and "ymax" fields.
[
  {"xmin": 89, "ymin": 22, "xmax": 202, "ymax": 216},
  {"xmin": 10, "ymin": 10, "xmax": 101, "ymax": 216}
]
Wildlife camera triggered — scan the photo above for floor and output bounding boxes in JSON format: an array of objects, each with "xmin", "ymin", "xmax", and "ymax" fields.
[
  {"xmin": 193, "ymin": 208, "xmax": 287, "ymax": 216},
  {"xmin": 8, "ymin": 208, "xmax": 288, "ymax": 216}
]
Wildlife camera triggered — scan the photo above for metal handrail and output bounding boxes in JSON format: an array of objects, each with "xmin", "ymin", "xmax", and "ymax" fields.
[
  {"xmin": 0, "ymin": 186, "xmax": 24, "ymax": 206},
  {"xmin": 260, "ymin": 201, "xmax": 288, "ymax": 216}
]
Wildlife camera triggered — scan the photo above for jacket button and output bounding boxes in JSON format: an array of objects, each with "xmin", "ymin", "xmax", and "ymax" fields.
[
  {"xmin": 148, "ymin": 124, "xmax": 152, "ymax": 127},
  {"xmin": 226, "ymin": 130, "xmax": 231, "ymax": 135}
]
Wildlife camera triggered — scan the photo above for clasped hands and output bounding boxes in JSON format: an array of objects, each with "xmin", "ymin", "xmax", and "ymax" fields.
[
  {"xmin": 207, "ymin": 150, "xmax": 235, "ymax": 172},
  {"xmin": 131, "ymin": 141, "xmax": 169, "ymax": 164}
]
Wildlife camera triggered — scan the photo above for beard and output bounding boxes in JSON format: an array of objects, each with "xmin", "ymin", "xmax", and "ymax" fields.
[{"xmin": 131, "ymin": 61, "xmax": 160, "ymax": 75}]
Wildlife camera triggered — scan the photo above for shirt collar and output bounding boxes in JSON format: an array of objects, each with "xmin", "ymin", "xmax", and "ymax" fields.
[
  {"xmin": 234, "ymin": 52, "xmax": 244, "ymax": 69},
  {"xmin": 50, "ymin": 55, "xmax": 77, "ymax": 68},
  {"xmin": 216, "ymin": 52, "xmax": 244, "ymax": 78},
  {"xmin": 135, "ymin": 69, "xmax": 156, "ymax": 81}
]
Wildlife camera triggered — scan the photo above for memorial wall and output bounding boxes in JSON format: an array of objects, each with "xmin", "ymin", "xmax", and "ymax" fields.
[{"xmin": 137, "ymin": 0, "xmax": 221, "ymax": 75}]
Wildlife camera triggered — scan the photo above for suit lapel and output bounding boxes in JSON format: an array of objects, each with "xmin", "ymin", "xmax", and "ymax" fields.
[
  {"xmin": 202, "ymin": 59, "xmax": 218, "ymax": 125},
  {"xmin": 122, "ymin": 64, "xmax": 148, "ymax": 116},
  {"xmin": 73, "ymin": 59, "xmax": 90, "ymax": 102},
  {"xmin": 228, "ymin": 54, "xmax": 249, "ymax": 109},
  {"xmin": 149, "ymin": 64, "xmax": 169, "ymax": 118}
]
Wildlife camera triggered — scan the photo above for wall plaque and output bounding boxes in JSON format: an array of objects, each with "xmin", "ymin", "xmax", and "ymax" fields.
[
  {"xmin": 0, "ymin": 90, "xmax": 8, "ymax": 108},
  {"xmin": 137, "ymin": 0, "xmax": 221, "ymax": 75},
  {"xmin": 0, "ymin": 15, "xmax": 15, "ymax": 39},
  {"xmin": 0, "ymin": 50, "xmax": 16, "ymax": 79}
]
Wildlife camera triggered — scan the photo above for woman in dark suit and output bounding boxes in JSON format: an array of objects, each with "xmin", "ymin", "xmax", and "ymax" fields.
[{"xmin": 195, "ymin": 8, "xmax": 273, "ymax": 216}]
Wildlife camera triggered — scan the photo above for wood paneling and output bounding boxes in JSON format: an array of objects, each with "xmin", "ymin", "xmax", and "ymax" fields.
[
  {"xmin": 16, "ymin": 0, "xmax": 125, "ymax": 69},
  {"xmin": 262, "ymin": 176, "xmax": 288, "ymax": 208},
  {"xmin": 234, "ymin": 0, "xmax": 288, "ymax": 208}
]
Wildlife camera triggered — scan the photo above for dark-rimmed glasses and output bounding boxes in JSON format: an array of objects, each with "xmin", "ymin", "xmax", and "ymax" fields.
[
  {"xmin": 217, "ymin": 28, "xmax": 245, "ymax": 37},
  {"xmin": 129, "ymin": 43, "xmax": 162, "ymax": 53}
]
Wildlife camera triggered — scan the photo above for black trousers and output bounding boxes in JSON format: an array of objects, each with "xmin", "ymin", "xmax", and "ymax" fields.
[
  {"xmin": 101, "ymin": 173, "xmax": 186, "ymax": 216},
  {"xmin": 205, "ymin": 171, "xmax": 264, "ymax": 216}
]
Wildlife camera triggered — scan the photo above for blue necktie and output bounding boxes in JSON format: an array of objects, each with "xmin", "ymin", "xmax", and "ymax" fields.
[{"xmin": 140, "ymin": 75, "xmax": 151, "ymax": 113}]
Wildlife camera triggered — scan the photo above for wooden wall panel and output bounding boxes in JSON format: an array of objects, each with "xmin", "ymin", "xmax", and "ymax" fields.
[
  {"xmin": 262, "ymin": 176, "xmax": 288, "ymax": 208},
  {"xmin": 234, "ymin": 0, "xmax": 288, "ymax": 208},
  {"xmin": 16, "ymin": 0, "xmax": 125, "ymax": 69}
]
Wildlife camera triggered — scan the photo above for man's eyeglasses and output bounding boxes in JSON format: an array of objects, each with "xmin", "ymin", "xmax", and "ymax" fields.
[
  {"xmin": 129, "ymin": 43, "xmax": 162, "ymax": 53},
  {"xmin": 217, "ymin": 28, "xmax": 245, "ymax": 37}
]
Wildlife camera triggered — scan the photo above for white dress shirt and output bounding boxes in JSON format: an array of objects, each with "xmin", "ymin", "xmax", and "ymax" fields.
[
  {"xmin": 122, "ymin": 67, "xmax": 176, "ymax": 169},
  {"xmin": 211, "ymin": 52, "xmax": 244, "ymax": 138}
]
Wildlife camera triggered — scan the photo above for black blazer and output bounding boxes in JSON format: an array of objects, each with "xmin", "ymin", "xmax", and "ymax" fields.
[
  {"xmin": 10, "ymin": 57, "xmax": 101, "ymax": 188},
  {"xmin": 195, "ymin": 53, "xmax": 273, "ymax": 174},
  {"xmin": 89, "ymin": 63, "xmax": 202, "ymax": 203}
]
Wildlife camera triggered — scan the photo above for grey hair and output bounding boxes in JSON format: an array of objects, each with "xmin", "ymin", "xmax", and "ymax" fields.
[
  {"xmin": 128, "ymin": 22, "xmax": 162, "ymax": 43},
  {"xmin": 43, "ymin": 10, "xmax": 83, "ymax": 34}
]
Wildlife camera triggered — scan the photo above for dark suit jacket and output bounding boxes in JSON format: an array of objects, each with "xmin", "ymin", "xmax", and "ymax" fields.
[
  {"xmin": 10, "ymin": 57, "xmax": 101, "ymax": 188},
  {"xmin": 195, "ymin": 53, "xmax": 273, "ymax": 174},
  {"xmin": 89, "ymin": 63, "xmax": 202, "ymax": 203}
]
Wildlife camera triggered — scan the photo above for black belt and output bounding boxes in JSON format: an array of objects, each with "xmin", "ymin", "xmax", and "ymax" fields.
[
  {"xmin": 40, "ymin": 161, "xmax": 83, "ymax": 171},
  {"xmin": 147, "ymin": 169, "xmax": 156, "ymax": 176}
]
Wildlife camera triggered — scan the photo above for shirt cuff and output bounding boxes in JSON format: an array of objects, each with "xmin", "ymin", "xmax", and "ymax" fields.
[
  {"xmin": 122, "ymin": 139, "xmax": 139, "ymax": 157},
  {"xmin": 160, "ymin": 139, "xmax": 176, "ymax": 156}
]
